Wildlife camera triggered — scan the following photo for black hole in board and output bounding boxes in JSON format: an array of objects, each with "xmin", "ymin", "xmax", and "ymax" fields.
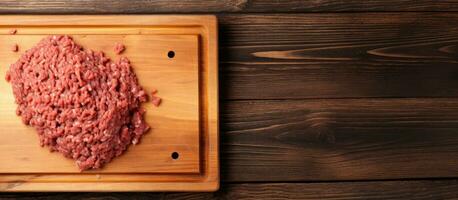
[
  {"xmin": 168, "ymin": 51, "xmax": 175, "ymax": 58},
  {"xmin": 171, "ymin": 152, "xmax": 179, "ymax": 160}
]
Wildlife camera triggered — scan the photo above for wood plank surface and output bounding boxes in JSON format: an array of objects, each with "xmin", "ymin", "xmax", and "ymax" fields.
[
  {"xmin": 221, "ymin": 98, "xmax": 458, "ymax": 182},
  {"xmin": 2, "ymin": 1, "xmax": 458, "ymax": 198},
  {"xmin": 2, "ymin": 181, "xmax": 458, "ymax": 199},
  {"xmin": 219, "ymin": 13, "xmax": 458, "ymax": 99},
  {"xmin": 2, "ymin": 0, "xmax": 458, "ymax": 13}
]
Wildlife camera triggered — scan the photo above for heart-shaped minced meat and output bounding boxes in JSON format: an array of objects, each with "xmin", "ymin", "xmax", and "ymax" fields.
[{"xmin": 5, "ymin": 35, "xmax": 150, "ymax": 171}]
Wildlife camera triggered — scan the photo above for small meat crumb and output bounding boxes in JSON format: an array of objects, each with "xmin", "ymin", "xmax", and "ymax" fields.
[
  {"xmin": 114, "ymin": 43, "xmax": 125, "ymax": 54},
  {"xmin": 9, "ymin": 29, "xmax": 17, "ymax": 35},
  {"xmin": 151, "ymin": 96, "xmax": 161, "ymax": 107},
  {"xmin": 11, "ymin": 44, "xmax": 18, "ymax": 52},
  {"xmin": 5, "ymin": 73, "xmax": 11, "ymax": 82},
  {"xmin": 151, "ymin": 88, "xmax": 158, "ymax": 95}
]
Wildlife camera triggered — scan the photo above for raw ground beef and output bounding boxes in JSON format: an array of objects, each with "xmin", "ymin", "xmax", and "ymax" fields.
[
  {"xmin": 9, "ymin": 29, "xmax": 17, "ymax": 35},
  {"xmin": 11, "ymin": 44, "xmax": 18, "ymax": 52},
  {"xmin": 151, "ymin": 94, "xmax": 161, "ymax": 107},
  {"xmin": 114, "ymin": 43, "xmax": 125, "ymax": 55},
  {"xmin": 5, "ymin": 35, "xmax": 150, "ymax": 171}
]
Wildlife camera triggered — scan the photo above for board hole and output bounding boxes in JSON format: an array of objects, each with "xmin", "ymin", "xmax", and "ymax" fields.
[
  {"xmin": 171, "ymin": 152, "xmax": 179, "ymax": 160},
  {"xmin": 167, "ymin": 51, "xmax": 175, "ymax": 58}
]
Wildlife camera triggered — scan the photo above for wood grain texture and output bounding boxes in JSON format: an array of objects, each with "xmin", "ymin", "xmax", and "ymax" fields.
[
  {"xmin": 2, "ymin": 0, "xmax": 458, "ymax": 13},
  {"xmin": 219, "ymin": 13, "xmax": 458, "ymax": 99},
  {"xmin": 1, "ymin": 2, "xmax": 458, "ymax": 198},
  {"xmin": 221, "ymin": 98, "xmax": 458, "ymax": 182},
  {"xmin": 3, "ymin": 181, "xmax": 458, "ymax": 199}
]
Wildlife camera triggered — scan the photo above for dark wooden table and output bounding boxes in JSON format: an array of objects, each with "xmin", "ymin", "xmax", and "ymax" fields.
[{"xmin": 3, "ymin": 1, "xmax": 458, "ymax": 199}]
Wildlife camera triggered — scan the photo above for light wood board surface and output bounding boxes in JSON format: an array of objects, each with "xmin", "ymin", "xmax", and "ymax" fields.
[{"xmin": 0, "ymin": 15, "xmax": 219, "ymax": 192}]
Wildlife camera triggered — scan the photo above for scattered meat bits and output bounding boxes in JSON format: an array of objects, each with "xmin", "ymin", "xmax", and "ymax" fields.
[
  {"xmin": 5, "ymin": 35, "xmax": 151, "ymax": 171},
  {"xmin": 11, "ymin": 44, "xmax": 18, "ymax": 52},
  {"xmin": 9, "ymin": 29, "xmax": 17, "ymax": 35},
  {"xmin": 114, "ymin": 43, "xmax": 125, "ymax": 54},
  {"xmin": 150, "ymin": 88, "xmax": 158, "ymax": 95},
  {"xmin": 5, "ymin": 72, "xmax": 11, "ymax": 82},
  {"xmin": 150, "ymin": 89, "xmax": 161, "ymax": 107},
  {"xmin": 151, "ymin": 95, "xmax": 161, "ymax": 107}
]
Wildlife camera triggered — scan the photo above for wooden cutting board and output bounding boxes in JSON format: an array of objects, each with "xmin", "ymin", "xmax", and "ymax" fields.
[{"xmin": 0, "ymin": 15, "xmax": 218, "ymax": 192}]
